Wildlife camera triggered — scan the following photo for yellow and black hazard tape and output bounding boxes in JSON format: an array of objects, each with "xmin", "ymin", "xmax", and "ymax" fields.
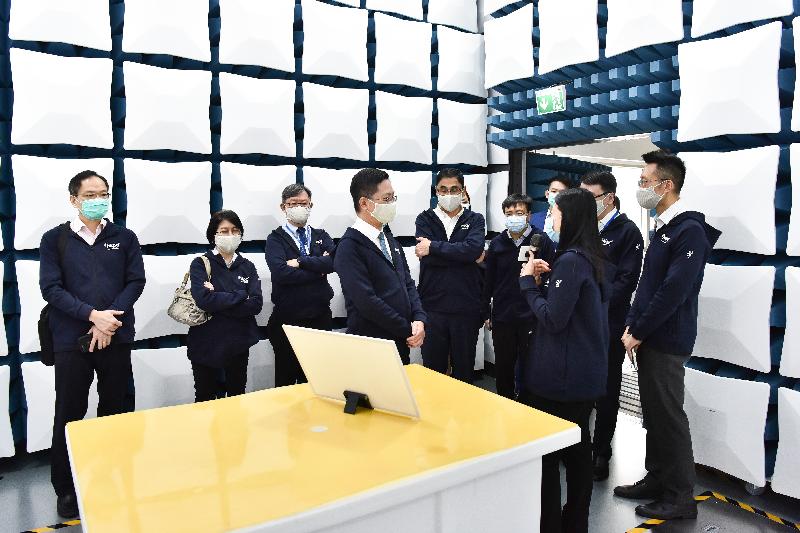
[
  {"xmin": 20, "ymin": 519, "xmax": 81, "ymax": 533},
  {"xmin": 626, "ymin": 491, "xmax": 800, "ymax": 533}
]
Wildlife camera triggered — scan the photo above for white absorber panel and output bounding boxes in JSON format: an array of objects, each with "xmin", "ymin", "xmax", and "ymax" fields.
[
  {"xmin": 0, "ymin": 366, "xmax": 13, "ymax": 457},
  {"xmin": 679, "ymin": 146, "xmax": 778, "ymax": 255},
  {"xmin": 246, "ymin": 340, "xmax": 276, "ymax": 393},
  {"xmin": 22, "ymin": 361, "xmax": 98, "ymax": 453},
  {"xmin": 537, "ymin": 0, "xmax": 599, "ymax": 75},
  {"xmin": 604, "ymin": 0, "xmax": 683, "ymax": 58},
  {"xmin": 0, "ymin": 268, "xmax": 5, "ymax": 358},
  {"xmin": 684, "ymin": 368, "xmax": 770, "ymax": 487},
  {"xmin": 792, "ymin": 18, "xmax": 800, "ymax": 132},
  {"xmin": 132, "ymin": 347, "xmax": 195, "ymax": 410},
  {"xmin": 302, "ymin": 0, "xmax": 368, "ymax": 81},
  {"xmin": 375, "ymin": 92, "xmax": 433, "ymax": 164},
  {"xmin": 436, "ymin": 26, "xmax": 486, "ymax": 97},
  {"xmin": 427, "ymin": 0, "xmax": 478, "ymax": 33},
  {"xmin": 677, "ymin": 22, "xmax": 781, "ymax": 143},
  {"xmin": 780, "ymin": 267, "xmax": 800, "ymax": 378},
  {"xmin": 403, "ymin": 246, "xmax": 421, "ymax": 285},
  {"xmin": 691, "ymin": 0, "xmax": 793, "ymax": 38},
  {"xmin": 12, "ymin": 155, "xmax": 114, "ymax": 250},
  {"xmin": 788, "ymin": 144, "xmax": 800, "ymax": 255},
  {"xmin": 464, "ymin": 173, "xmax": 488, "ymax": 220},
  {"xmin": 327, "ymin": 272, "xmax": 348, "ymax": 319},
  {"xmin": 10, "ymin": 49, "xmax": 113, "ymax": 148},
  {"xmin": 387, "ymin": 170, "xmax": 433, "ymax": 237},
  {"xmin": 133, "ymin": 255, "xmax": 194, "ymax": 341},
  {"xmin": 483, "ymin": 4, "xmax": 534, "ymax": 89},
  {"xmin": 240, "ymin": 253, "xmax": 273, "ymax": 327},
  {"xmin": 483, "ymin": 325, "xmax": 495, "ymax": 364},
  {"xmin": 486, "ymin": 171, "xmax": 509, "ymax": 233},
  {"xmin": 365, "ymin": 0, "xmax": 423, "ymax": 20},
  {"xmin": 771, "ymin": 387, "xmax": 800, "ymax": 499},
  {"xmin": 16, "ymin": 260, "xmax": 46, "ymax": 355},
  {"xmin": 302, "ymin": 83, "xmax": 369, "ymax": 161},
  {"xmin": 218, "ymin": 0, "xmax": 296, "ymax": 72},
  {"xmin": 9, "ymin": 0, "xmax": 111, "ymax": 50},
  {"xmin": 124, "ymin": 159, "xmax": 211, "ymax": 246},
  {"xmin": 123, "ymin": 62, "xmax": 212, "ymax": 154},
  {"xmin": 693, "ymin": 264, "xmax": 774, "ymax": 372},
  {"xmin": 122, "ymin": 0, "xmax": 210, "ymax": 61},
  {"xmin": 220, "ymin": 163, "xmax": 297, "ymax": 243},
  {"xmin": 219, "ymin": 74, "xmax": 296, "ymax": 157},
  {"xmin": 301, "ymin": 167, "xmax": 358, "ymax": 238},
  {"xmin": 436, "ymin": 100, "xmax": 488, "ymax": 166},
  {"xmin": 373, "ymin": 13, "xmax": 432, "ymax": 90}
]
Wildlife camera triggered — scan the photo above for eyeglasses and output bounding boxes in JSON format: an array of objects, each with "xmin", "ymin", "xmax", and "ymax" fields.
[
  {"xmin": 216, "ymin": 228, "xmax": 242, "ymax": 236},
  {"xmin": 284, "ymin": 202, "xmax": 311, "ymax": 209},
  {"xmin": 638, "ymin": 178, "xmax": 667, "ymax": 188},
  {"xmin": 77, "ymin": 192, "xmax": 110, "ymax": 200},
  {"xmin": 371, "ymin": 194, "xmax": 397, "ymax": 203},
  {"xmin": 436, "ymin": 186, "xmax": 463, "ymax": 195},
  {"xmin": 593, "ymin": 192, "xmax": 609, "ymax": 199}
]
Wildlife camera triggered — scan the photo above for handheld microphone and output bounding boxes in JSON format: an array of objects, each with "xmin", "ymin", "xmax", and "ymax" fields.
[{"xmin": 518, "ymin": 234, "xmax": 543, "ymax": 262}]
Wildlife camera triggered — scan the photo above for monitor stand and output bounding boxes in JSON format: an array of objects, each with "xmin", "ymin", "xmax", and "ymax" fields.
[{"xmin": 343, "ymin": 390, "xmax": 373, "ymax": 415}]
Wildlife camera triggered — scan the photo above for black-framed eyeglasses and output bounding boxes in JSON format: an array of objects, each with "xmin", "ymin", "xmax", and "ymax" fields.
[
  {"xmin": 436, "ymin": 186, "xmax": 463, "ymax": 195},
  {"xmin": 638, "ymin": 178, "xmax": 668, "ymax": 188},
  {"xmin": 370, "ymin": 194, "xmax": 397, "ymax": 203},
  {"xmin": 593, "ymin": 192, "xmax": 609, "ymax": 199},
  {"xmin": 215, "ymin": 228, "xmax": 242, "ymax": 236}
]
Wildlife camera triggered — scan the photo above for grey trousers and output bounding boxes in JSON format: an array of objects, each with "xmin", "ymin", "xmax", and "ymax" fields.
[{"xmin": 637, "ymin": 343, "xmax": 696, "ymax": 504}]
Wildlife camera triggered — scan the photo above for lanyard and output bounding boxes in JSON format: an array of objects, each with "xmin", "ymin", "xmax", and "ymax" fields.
[{"xmin": 601, "ymin": 210, "xmax": 620, "ymax": 233}]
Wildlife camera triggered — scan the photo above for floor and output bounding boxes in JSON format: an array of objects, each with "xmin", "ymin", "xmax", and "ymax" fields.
[{"xmin": 1, "ymin": 375, "xmax": 798, "ymax": 532}]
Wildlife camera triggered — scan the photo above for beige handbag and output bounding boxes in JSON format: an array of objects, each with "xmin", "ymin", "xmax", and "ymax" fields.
[{"xmin": 167, "ymin": 256, "xmax": 212, "ymax": 326}]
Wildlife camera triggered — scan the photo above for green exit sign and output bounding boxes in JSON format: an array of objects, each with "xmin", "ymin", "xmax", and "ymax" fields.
[{"xmin": 535, "ymin": 85, "xmax": 567, "ymax": 115}]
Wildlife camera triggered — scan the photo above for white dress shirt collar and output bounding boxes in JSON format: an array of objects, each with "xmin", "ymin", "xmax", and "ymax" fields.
[
  {"xmin": 70, "ymin": 216, "xmax": 107, "ymax": 245},
  {"xmin": 212, "ymin": 247, "xmax": 238, "ymax": 268},
  {"xmin": 655, "ymin": 199, "xmax": 686, "ymax": 230}
]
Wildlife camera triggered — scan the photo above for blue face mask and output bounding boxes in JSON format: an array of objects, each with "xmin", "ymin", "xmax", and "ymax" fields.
[
  {"xmin": 81, "ymin": 198, "xmax": 109, "ymax": 221},
  {"xmin": 547, "ymin": 193, "xmax": 558, "ymax": 208},
  {"xmin": 505, "ymin": 215, "xmax": 528, "ymax": 234},
  {"xmin": 544, "ymin": 216, "xmax": 559, "ymax": 244}
]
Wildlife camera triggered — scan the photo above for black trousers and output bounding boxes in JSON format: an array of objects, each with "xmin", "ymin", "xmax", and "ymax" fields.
[
  {"xmin": 522, "ymin": 392, "xmax": 594, "ymax": 533},
  {"xmin": 592, "ymin": 331, "xmax": 627, "ymax": 460},
  {"xmin": 490, "ymin": 321, "xmax": 532, "ymax": 399},
  {"xmin": 51, "ymin": 344, "xmax": 132, "ymax": 497},
  {"xmin": 191, "ymin": 353, "xmax": 249, "ymax": 402},
  {"xmin": 421, "ymin": 311, "xmax": 481, "ymax": 383},
  {"xmin": 268, "ymin": 310, "xmax": 332, "ymax": 387},
  {"xmin": 638, "ymin": 343, "xmax": 696, "ymax": 504}
]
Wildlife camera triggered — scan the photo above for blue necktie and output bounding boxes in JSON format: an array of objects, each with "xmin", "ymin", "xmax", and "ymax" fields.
[
  {"xmin": 378, "ymin": 232, "xmax": 393, "ymax": 263},
  {"xmin": 297, "ymin": 227, "xmax": 308, "ymax": 257}
]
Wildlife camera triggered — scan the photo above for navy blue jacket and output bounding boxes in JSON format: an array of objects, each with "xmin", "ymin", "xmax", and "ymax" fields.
[
  {"xmin": 600, "ymin": 213, "xmax": 644, "ymax": 335},
  {"xmin": 188, "ymin": 252, "xmax": 263, "ymax": 367},
  {"xmin": 40, "ymin": 221, "xmax": 146, "ymax": 352},
  {"xmin": 530, "ymin": 211, "xmax": 547, "ymax": 231},
  {"xmin": 482, "ymin": 225, "xmax": 556, "ymax": 324},
  {"xmin": 520, "ymin": 249, "xmax": 614, "ymax": 402},
  {"xmin": 415, "ymin": 208, "xmax": 485, "ymax": 316},
  {"xmin": 265, "ymin": 226, "xmax": 335, "ymax": 320},
  {"xmin": 334, "ymin": 225, "xmax": 427, "ymax": 355},
  {"xmin": 627, "ymin": 210, "xmax": 721, "ymax": 356}
]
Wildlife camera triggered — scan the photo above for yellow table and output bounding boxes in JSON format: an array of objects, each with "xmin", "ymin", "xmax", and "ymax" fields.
[{"xmin": 67, "ymin": 365, "xmax": 579, "ymax": 532}]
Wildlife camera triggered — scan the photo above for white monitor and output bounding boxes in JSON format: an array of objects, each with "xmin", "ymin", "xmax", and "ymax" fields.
[{"xmin": 283, "ymin": 326, "xmax": 420, "ymax": 419}]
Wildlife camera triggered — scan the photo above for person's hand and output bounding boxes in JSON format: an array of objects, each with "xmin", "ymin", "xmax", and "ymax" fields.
[
  {"xmin": 89, "ymin": 309, "xmax": 123, "ymax": 335},
  {"xmin": 407, "ymin": 321, "xmax": 425, "ymax": 348},
  {"xmin": 87, "ymin": 325, "xmax": 112, "ymax": 352},
  {"xmin": 621, "ymin": 328, "xmax": 642, "ymax": 368},
  {"xmin": 287, "ymin": 259, "xmax": 300, "ymax": 268},
  {"xmin": 415, "ymin": 237, "xmax": 431, "ymax": 258},
  {"xmin": 203, "ymin": 281, "xmax": 215, "ymax": 291},
  {"xmin": 484, "ymin": 319, "xmax": 492, "ymax": 330},
  {"xmin": 476, "ymin": 251, "xmax": 486, "ymax": 264}
]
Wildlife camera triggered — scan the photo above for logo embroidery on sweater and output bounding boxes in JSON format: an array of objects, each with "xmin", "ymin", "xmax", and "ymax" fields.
[
  {"xmin": 315, "ymin": 240, "xmax": 323, "ymax": 245},
  {"xmin": 686, "ymin": 251, "xmax": 694, "ymax": 259},
  {"xmin": 635, "ymin": 243, "xmax": 641, "ymax": 250},
  {"xmin": 601, "ymin": 238, "xmax": 613, "ymax": 246},
  {"xmin": 555, "ymin": 279, "xmax": 562, "ymax": 288},
  {"xmin": 238, "ymin": 276, "xmax": 249, "ymax": 284},
  {"xmin": 104, "ymin": 243, "xmax": 120, "ymax": 250},
  {"xmin": 461, "ymin": 224, "xmax": 470, "ymax": 230},
  {"xmin": 660, "ymin": 234, "xmax": 671, "ymax": 244}
]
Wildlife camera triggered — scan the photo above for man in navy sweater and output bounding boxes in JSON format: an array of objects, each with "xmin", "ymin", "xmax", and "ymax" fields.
[
  {"xmin": 482, "ymin": 193, "xmax": 555, "ymax": 397},
  {"xmin": 266, "ymin": 183, "xmax": 336, "ymax": 387},
  {"xmin": 334, "ymin": 168, "xmax": 426, "ymax": 363},
  {"xmin": 615, "ymin": 151, "xmax": 721, "ymax": 521},
  {"xmin": 415, "ymin": 168, "xmax": 485, "ymax": 382},
  {"xmin": 580, "ymin": 171, "xmax": 644, "ymax": 481},
  {"xmin": 39, "ymin": 170, "xmax": 146, "ymax": 519}
]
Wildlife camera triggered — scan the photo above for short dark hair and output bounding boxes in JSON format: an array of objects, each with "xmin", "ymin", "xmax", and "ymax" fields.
[
  {"xmin": 501, "ymin": 193, "xmax": 532, "ymax": 213},
  {"xmin": 642, "ymin": 149, "xmax": 686, "ymax": 193},
  {"xmin": 549, "ymin": 175, "xmax": 573, "ymax": 190},
  {"xmin": 581, "ymin": 171, "xmax": 617, "ymax": 194},
  {"xmin": 206, "ymin": 210, "xmax": 244, "ymax": 244},
  {"xmin": 68, "ymin": 170, "xmax": 109, "ymax": 197},
  {"xmin": 554, "ymin": 188, "xmax": 605, "ymax": 282},
  {"xmin": 281, "ymin": 183, "xmax": 312, "ymax": 204},
  {"xmin": 436, "ymin": 168, "xmax": 465, "ymax": 187},
  {"xmin": 350, "ymin": 168, "xmax": 389, "ymax": 211}
]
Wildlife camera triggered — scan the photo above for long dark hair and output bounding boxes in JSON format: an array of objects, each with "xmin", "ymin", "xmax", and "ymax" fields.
[{"xmin": 554, "ymin": 188, "xmax": 605, "ymax": 282}]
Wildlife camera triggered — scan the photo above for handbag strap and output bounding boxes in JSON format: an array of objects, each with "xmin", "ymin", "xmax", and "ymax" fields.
[{"xmin": 179, "ymin": 255, "xmax": 213, "ymax": 289}]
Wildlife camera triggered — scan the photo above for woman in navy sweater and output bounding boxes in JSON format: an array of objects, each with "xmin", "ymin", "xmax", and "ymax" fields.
[
  {"xmin": 519, "ymin": 188, "xmax": 612, "ymax": 533},
  {"xmin": 188, "ymin": 210, "xmax": 263, "ymax": 402}
]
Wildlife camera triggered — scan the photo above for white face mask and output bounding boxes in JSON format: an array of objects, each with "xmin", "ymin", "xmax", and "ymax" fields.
[
  {"xmin": 438, "ymin": 194, "xmax": 462, "ymax": 212},
  {"xmin": 286, "ymin": 205, "xmax": 311, "ymax": 226},
  {"xmin": 368, "ymin": 198, "xmax": 397, "ymax": 225},
  {"xmin": 215, "ymin": 234, "xmax": 242, "ymax": 255},
  {"xmin": 636, "ymin": 185, "xmax": 664, "ymax": 210},
  {"xmin": 596, "ymin": 198, "xmax": 607, "ymax": 216}
]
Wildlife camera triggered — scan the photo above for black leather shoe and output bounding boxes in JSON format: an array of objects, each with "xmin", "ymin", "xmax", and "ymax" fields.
[
  {"xmin": 614, "ymin": 477, "xmax": 663, "ymax": 500},
  {"xmin": 635, "ymin": 500, "xmax": 698, "ymax": 520},
  {"xmin": 57, "ymin": 493, "xmax": 79, "ymax": 519},
  {"xmin": 593, "ymin": 456, "xmax": 610, "ymax": 481}
]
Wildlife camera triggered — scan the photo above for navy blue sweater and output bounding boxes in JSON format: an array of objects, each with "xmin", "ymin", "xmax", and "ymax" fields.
[
  {"xmin": 600, "ymin": 213, "xmax": 644, "ymax": 334},
  {"xmin": 265, "ymin": 226, "xmax": 335, "ymax": 320},
  {"xmin": 482, "ymin": 225, "xmax": 556, "ymax": 324},
  {"xmin": 188, "ymin": 252, "xmax": 263, "ymax": 367},
  {"xmin": 334, "ymin": 225, "xmax": 427, "ymax": 352},
  {"xmin": 415, "ymin": 208, "xmax": 485, "ymax": 316},
  {"xmin": 627, "ymin": 210, "xmax": 721, "ymax": 356},
  {"xmin": 40, "ymin": 221, "xmax": 146, "ymax": 352},
  {"xmin": 520, "ymin": 249, "xmax": 613, "ymax": 402}
]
